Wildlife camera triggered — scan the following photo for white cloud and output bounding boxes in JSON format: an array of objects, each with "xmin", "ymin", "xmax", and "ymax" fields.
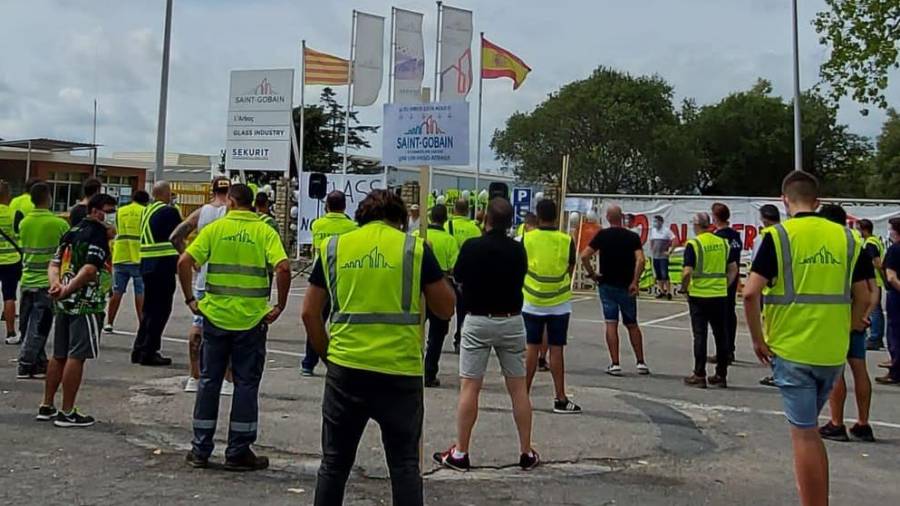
[{"xmin": 0, "ymin": 0, "xmax": 896, "ymax": 167}]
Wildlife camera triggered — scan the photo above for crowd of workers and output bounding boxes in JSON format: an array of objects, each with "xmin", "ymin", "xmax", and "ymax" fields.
[{"xmin": 1, "ymin": 169, "xmax": 900, "ymax": 505}]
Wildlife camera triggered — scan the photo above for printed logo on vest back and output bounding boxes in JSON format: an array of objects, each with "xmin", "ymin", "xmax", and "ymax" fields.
[
  {"xmin": 222, "ymin": 230, "xmax": 256, "ymax": 245},
  {"xmin": 799, "ymin": 246, "xmax": 841, "ymax": 266},
  {"xmin": 342, "ymin": 246, "xmax": 395, "ymax": 270}
]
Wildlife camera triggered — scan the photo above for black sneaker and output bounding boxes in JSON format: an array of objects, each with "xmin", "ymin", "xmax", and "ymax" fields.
[
  {"xmin": 16, "ymin": 364, "xmax": 33, "ymax": 379},
  {"xmin": 424, "ymin": 377, "xmax": 441, "ymax": 388},
  {"xmin": 224, "ymin": 449, "xmax": 269, "ymax": 472},
  {"xmin": 519, "ymin": 449, "xmax": 541, "ymax": 470},
  {"xmin": 32, "ymin": 363, "xmax": 47, "ymax": 379},
  {"xmin": 185, "ymin": 450, "xmax": 209, "ymax": 468},
  {"xmin": 553, "ymin": 398, "xmax": 582, "ymax": 414},
  {"xmin": 849, "ymin": 423, "xmax": 876, "ymax": 443},
  {"xmin": 433, "ymin": 445, "xmax": 470, "ymax": 472},
  {"xmin": 36, "ymin": 405, "xmax": 58, "ymax": 421},
  {"xmin": 819, "ymin": 422, "xmax": 849, "ymax": 442},
  {"xmin": 666, "ymin": 293, "xmax": 672, "ymax": 300},
  {"xmin": 53, "ymin": 408, "xmax": 95, "ymax": 428},
  {"xmin": 759, "ymin": 376, "xmax": 777, "ymax": 387}
]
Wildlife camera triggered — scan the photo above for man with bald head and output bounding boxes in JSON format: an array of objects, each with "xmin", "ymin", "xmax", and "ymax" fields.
[
  {"xmin": 681, "ymin": 212, "xmax": 738, "ymax": 388},
  {"xmin": 132, "ymin": 180, "xmax": 182, "ymax": 366},
  {"xmin": 580, "ymin": 204, "xmax": 650, "ymax": 376}
]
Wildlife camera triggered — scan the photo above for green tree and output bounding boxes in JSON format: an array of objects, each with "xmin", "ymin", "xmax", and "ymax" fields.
[
  {"xmin": 291, "ymin": 87, "xmax": 378, "ymax": 174},
  {"xmin": 491, "ymin": 67, "xmax": 683, "ymax": 194},
  {"xmin": 815, "ymin": 0, "xmax": 900, "ymax": 109},
  {"xmin": 869, "ymin": 108, "xmax": 900, "ymax": 196},
  {"xmin": 689, "ymin": 80, "xmax": 873, "ymax": 197}
]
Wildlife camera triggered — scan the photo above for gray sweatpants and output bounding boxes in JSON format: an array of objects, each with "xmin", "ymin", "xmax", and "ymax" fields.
[{"xmin": 17, "ymin": 288, "xmax": 53, "ymax": 368}]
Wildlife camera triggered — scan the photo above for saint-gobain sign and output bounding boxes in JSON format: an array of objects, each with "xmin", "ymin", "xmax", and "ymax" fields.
[
  {"xmin": 225, "ymin": 69, "xmax": 294, "ymax": 172},
  {"xmin": 382, "ymin": 101, "xmax": 469, "ymax": 166}
]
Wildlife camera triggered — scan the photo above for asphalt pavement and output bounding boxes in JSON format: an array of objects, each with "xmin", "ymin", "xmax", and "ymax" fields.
[{"xmin": 2, "ymin": 281, "xmax": 899, "ymax": 505}]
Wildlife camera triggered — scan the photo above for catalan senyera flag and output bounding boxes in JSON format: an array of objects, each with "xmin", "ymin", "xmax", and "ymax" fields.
[
  {"xmin": 481, "ymin": 36, "xmax": 531, "ymax": 90},
  {"xmin": 304, "ymin": 47, "xmax": 350, "ymax": 85}
]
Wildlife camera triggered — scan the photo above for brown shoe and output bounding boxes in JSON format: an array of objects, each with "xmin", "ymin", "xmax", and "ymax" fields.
[
  {"xmin": 875, "ymin": 375, "xmax": 900, "ymax": 385},
  {"xmin": 877, "ymin": 361, "xmax": 892, "ymax": 369},
  {"xmin": 707, "ymin": 375, "xmax": 727, "ymax": 388},
  {"xmin": 684, "ymin": 374, "xmax": 707, "ymax": 388}
]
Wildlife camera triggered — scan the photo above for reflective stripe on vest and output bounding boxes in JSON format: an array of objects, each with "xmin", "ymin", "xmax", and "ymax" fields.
[
  {"xmin": 763, "ymin": 224, "xmax": 855, "ymax": 306},
  {"xmin": 139, "ymin": 202, "xmax": 178, "ymax": 258},
  {"xmin": 325, "ymin": 233, "xmax": 418, "ymax": 325}
]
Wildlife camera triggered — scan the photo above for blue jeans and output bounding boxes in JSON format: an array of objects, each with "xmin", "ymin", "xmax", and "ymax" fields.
[
  {"xmin": 867, "ymin": 294, "xmax": 884, "ymax": 346},
  {"xmin": 192, "ymin": 319, "xmax": 267, "ymax": 459},
  {"xmin": 772, "ymin": 356, "xmax": 843, "ymax": 429}
]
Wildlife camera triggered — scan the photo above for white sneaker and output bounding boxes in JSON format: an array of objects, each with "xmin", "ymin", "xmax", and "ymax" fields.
[
  {"xmin": 184, "ymin": 377, "xmax": 199, "ymax": 393},
  {"xmin": 103, "ymin": 324, "xmax": 114, "ymax": 333},
  {"xmin": 605, "ymin": 364, "xmax": 623, "ymax": 376},
  {"xmin": 636, "ymin": 363, "xmax": 651, "ymax": 375},
  {"xmin": 221, "ymin": 380, "xmax": 234, "ymax": 396},
  {"xmin": 5, "ymin": 334, "xmax": 21, "ymax": 345}
]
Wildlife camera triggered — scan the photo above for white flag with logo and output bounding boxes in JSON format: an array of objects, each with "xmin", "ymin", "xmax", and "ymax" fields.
[
  {"xmin": 439, "ymin": 5, "xmax": 473, "ymax": 102},
  {"xmin": 392, "ymin": 9, "xmax": 425, "ymax": 104},
  {"xmin": 352, "ymin": 12, "xmax": 385, "ymax": 107}
]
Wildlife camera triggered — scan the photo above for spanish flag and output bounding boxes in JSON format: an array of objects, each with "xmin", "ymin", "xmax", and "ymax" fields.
[
  {"xmin": 304, "ymin": 47, "xmax": 350, "ymax": 85},
  {"xmin": 481, "ymin": 36, "xmax": 531, "ymax": 90}
]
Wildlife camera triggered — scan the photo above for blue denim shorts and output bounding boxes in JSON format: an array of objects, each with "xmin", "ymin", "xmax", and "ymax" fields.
[
  {"xmin": 847, "ymin": 330, "xmax": 866, "ymax": 360},
  {"xmin": 597, "ymin": 284, "xmax": 638, "ymax": 325},
  {"xmin": 113, "ymin": 263, "xmax": 144, "ymax": 295},
  {"xmin": 522, "ymin": 312, "xmax": 570, "ymax": 346},
  {"xmin": 772, "ymin": 356, "xmax": 843, "ymax": 429}
]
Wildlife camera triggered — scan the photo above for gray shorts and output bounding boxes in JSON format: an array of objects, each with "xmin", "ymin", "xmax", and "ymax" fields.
[
  {"xmin": 53, "ymin": 313, "xmax": 103, "ymax": 360},
  {"xmin": 459, "ymin": 315, "xmax": 526, "ymax": 379}
]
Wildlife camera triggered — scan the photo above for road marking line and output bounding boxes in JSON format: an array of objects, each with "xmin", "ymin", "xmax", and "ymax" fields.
[
  {"xmin": 641, "ymin": 311, "xmax": 690, "ymax": 326},
  {"xmin": 604, "ymin": 388, "xmax": 900, "ymax": 431},
  {"xmin": 110, "ymin": 331, "xmax": 305, "ymax": 359}
]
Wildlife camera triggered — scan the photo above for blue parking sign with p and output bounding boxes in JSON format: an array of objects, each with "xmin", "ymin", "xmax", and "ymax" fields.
[{"xmin": 513, "ymin": 188, "xmax": 532, "ymax": 226}]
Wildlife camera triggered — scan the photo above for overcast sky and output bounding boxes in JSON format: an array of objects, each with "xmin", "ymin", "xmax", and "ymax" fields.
[{"xmin": 1, "ymin": 0, "xmax": 897, "ymax": 171}]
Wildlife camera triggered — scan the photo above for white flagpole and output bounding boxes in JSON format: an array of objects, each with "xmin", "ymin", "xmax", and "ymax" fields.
[
  {"xmin": 299, "ymin": 40, "xmax": 307, "ymax": 176},
  {"xmin": 429, "ymin": 1, "xmax": 442, "ymax": 198},
  {"xmin": 433, "ymin": 1, "xmax": 442, "ymax": 100},
  {"xmin": 791, "ymin": 0, "xmax": 803, "ymax": 172},
  {"xmin": 343, "ymin": 10, "xmax": 357, "ymax": 177},
  {"xmin": 475, "ymin": 32, "xmax": 483, "ymax": 201},
  {"xmin": 388, "ymin": 7, "xmax": 396, "ymax": 103}
]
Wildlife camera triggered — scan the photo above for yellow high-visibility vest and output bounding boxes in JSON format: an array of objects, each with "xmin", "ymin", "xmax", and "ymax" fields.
[
  {"xmin": 763, "ymin": 217, "xmax": 860, "ymax": 366},
  {"xmin": 139, "ymin": 202, "xmax": 178, "ymax": 259},
  {"xmin": 113, "ymin": 202, "xmax": 145, "ymax": 265},
  {"xmin": 322, "ymin": 221, "xmax": 425, "ymax": 376},
  {"xmin": 523, "ymin": 229, "xmax": 572, "ymax": 306},
  {"xmin": 686, "ymin": 232, "xmax": 729, "ymax": 298}
]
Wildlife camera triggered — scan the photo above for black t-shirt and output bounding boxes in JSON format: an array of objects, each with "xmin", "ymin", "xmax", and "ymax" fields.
[
  {"xmin": 751, "ymin": 215, "xmax": 874, "ymax": 284},
  {"xmin": 864, "ymin": 243, "xmax": 880, "ymax": 262},
  {"xmin": 309, "ymin": 242, "xmax": 444, "ymax": 291},
  {"xmin": 715, "ymin": 227, "xmax": 742, "ymax": 288},
  {"xmin": 588, "ymin": 227, "xmax": 642, "ymax": 288},
  {"xmin": 140, "ymin": 205, "xmax": 182, "ymax": 274},
  {"xmin": 454, "ymin": 230, "xmax": 528, "ymax": 314},
  {"xmin": 884, "ymin": 242, "xmax": 900, "ymax": 294},
  {"xmin": 69, "ymin": 203, "xmax": 88, "ymax": 228}
]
